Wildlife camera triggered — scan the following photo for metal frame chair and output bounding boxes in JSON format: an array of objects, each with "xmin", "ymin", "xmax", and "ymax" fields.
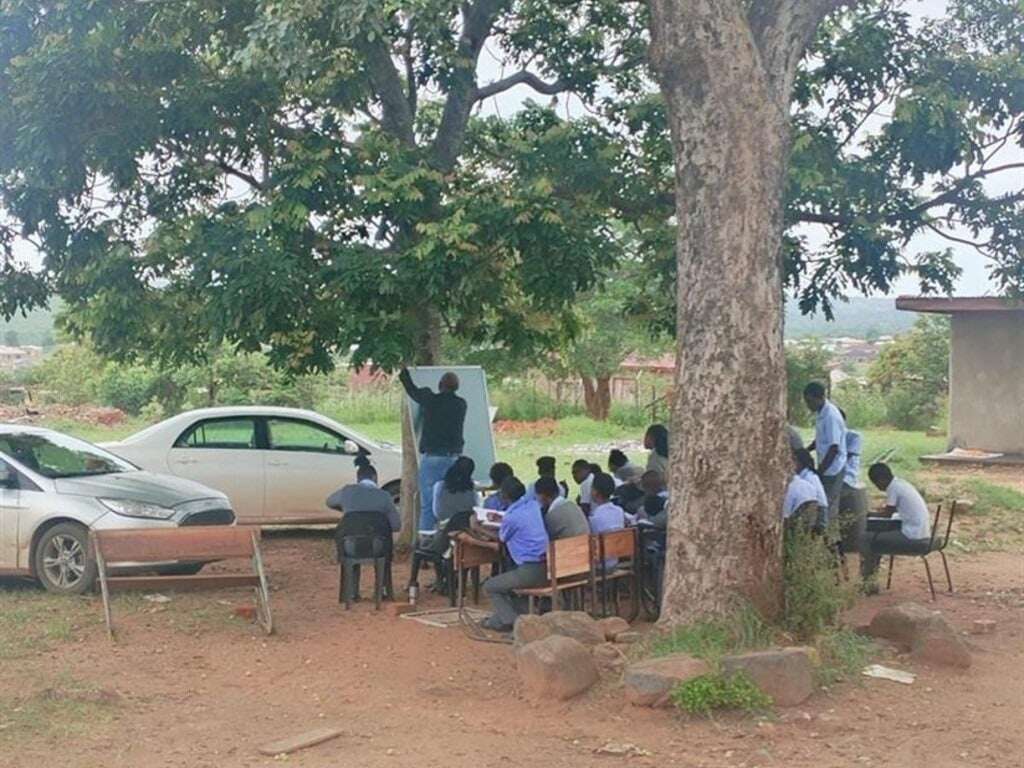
[
  {"xmin": 886, "ymin": 501, "xmax": 956, "ymax": 600},
  {"xmin": 593, "ymin": 527, "xmax": 640, "ymax": 621}
]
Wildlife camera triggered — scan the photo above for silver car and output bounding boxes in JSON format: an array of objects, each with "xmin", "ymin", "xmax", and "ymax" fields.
[{"xmin": 0, "ymin": 425, "xmax": 236, "ymax": 595}]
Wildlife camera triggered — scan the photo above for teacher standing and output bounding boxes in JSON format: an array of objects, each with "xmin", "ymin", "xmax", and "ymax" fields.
[{"xmin": 399, "ymin": 367, "xmax": 468, "ymax": 533}]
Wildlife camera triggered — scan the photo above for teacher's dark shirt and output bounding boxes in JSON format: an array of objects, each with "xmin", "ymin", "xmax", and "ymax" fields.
[{"xmin": 399, "ymin": 368, "xmax": 467, "ymax": 455}]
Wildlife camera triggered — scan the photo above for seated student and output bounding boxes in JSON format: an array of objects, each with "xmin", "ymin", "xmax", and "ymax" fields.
[
  {"xmin": 571, "ymin": 459, "xmax": 596, "ymax": 513},
  {"xmin": 643, "ymin": 424, "xmax": 670, "ymax": 478},
  {"xmin": 481, "ymin": 477, "xmax": 550, "ymax": 633},
  {"xmin": 794, "ymin": 448, "xmax": 829, "ymax": 530},
  {"xmin": 327, "ymin": 456, "xmax": 402, "ymax": 535},
  {"xmin": 783, "ymin": 471, "xmax": 821, "ymax": 528},
  {"xmin": 535, "ymin": 476, "xmax": 589, "ymax": 540},
  {"xmin": 859, "ymin": 463, "xmax": 933, "ymax": 591},
  {"xmin": 634, "ymin": 470, "xmax": 669, "ymax": 528},
  {"xmin": 432, "ymin": 455, "xmax": 480, "ymax": 528},
  {"xmin": 483, "ymin": 462, "xmax": 514, "ymax": 511},
  {"xmin": 608, "ymin": 449, "xmax": 643, "ymax": 486},
  {"xmin": 786, "ymin": 424, "xmax": 805, "ymax": 453},
  {"xmin": 589, "ymin": 472, "xmax": 630, "ymax": 570},
  {"xmin": 327, "ymin": 457, "xmax": 401, "ymax": 600},
  {"xmin": 526, "ymin": 456, "xmax": 568, "ymax": 501},
  {"xmin": 838, "ymin": 428, "xmax": 868, "ymax": 552}
]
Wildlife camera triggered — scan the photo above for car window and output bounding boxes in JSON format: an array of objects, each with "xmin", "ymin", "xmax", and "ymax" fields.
[
  {"xmin": 175, "ymin": 418, "xmax": 257, "ymax": 449},
  {"xmin": 267, "ymin": 419, "xmax": 355, "ymax": 454},
  {"xmin": 0, "ymin": 432, "xmax": 132, "ymax": 479}
]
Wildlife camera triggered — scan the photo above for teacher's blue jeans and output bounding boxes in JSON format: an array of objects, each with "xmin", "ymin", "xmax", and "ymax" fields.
[{"xmin": 418, "ymin": 454, "xmax": 457, "ymax": 532}]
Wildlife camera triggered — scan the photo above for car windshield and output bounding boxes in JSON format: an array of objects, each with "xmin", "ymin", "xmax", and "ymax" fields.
[{"xmin": 0, "ymin": 431, "xmax": 135, "ymax": 479}]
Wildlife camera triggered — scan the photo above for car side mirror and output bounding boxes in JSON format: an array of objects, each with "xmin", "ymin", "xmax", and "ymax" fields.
[{"xmin": 343, "ymin": 440, "xmax": 360, "ymax": 455}]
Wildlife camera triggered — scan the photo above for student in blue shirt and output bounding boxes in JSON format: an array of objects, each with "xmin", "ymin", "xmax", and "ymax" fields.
[
  {"xmin": 481, "ymin": 476, "xmax": 550, "ymax": 633},
  {"xmin": 482, "ymin": 462, "xmax": 514, "ymax": 511},
  {"xmin": 589, "ymin": 473, "xmax": 630, "ymax": 571},
  {"xmin": 803, "ymin": 381, "xmax": 847, "ymax": 525}
]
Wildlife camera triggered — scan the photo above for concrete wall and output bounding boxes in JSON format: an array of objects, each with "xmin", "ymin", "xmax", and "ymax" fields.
[{"xmin": 949, "ymin": 312, "xmax": 1024, "ymax": 454}]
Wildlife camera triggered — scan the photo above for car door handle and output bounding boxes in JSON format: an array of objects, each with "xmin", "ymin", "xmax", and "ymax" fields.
[
  {"xmin": 175, "ymin": 458, "xmax": 199, "ymax": 465},
  {"xmin": 267, "ymin": 460, "xmax": 288, "ymax": 467}
]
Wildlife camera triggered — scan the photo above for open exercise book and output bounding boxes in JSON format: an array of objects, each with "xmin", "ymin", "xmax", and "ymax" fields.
[{"xmin": 473, "ymin": 506, "xmax": 504, "ymax": 527}]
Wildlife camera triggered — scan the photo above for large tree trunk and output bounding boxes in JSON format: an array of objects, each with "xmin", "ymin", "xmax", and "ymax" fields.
[
  {"xmin": 581, "ymin": 375, "xmax": 612, "ymax": 421},
  {"xmin": 647, "ymin": 0, "xmax": 833, "ymax": 625},
  {"xmin": 398, "ymin": 305, "xmax": 444, "ymax": 546}
]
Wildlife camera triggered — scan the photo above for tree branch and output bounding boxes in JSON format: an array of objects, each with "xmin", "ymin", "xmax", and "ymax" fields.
[
  {"xmin": 909, "ymin": 163, "xmax": 1024, "ymax": 216},
  {"xmin": 215, "ymin": 160, "xmax": 265, "ymax": 191},
  {"xmin": 748, "ymin": 0, "xmax": 855, "ymax": 104},
  {"xmin": 430, "ymin": 0, "xmax": 509, "ymax": 172},
  {"xmin": 474, "ymin": 70, "xmax": 570, "ymax": 101},
  {"xmin": 357, "ymin": 33, "xmax": 417, "ymax": 147}
]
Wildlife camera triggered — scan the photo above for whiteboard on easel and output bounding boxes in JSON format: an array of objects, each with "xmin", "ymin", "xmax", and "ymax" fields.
[{"xmin": 403, "ymin": 366, "xmax": 497, "ymax": 486}]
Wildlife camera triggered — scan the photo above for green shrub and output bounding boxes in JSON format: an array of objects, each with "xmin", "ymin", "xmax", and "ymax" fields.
[
  {"xmin": 816, "ymin": 629, "xmax": 876, "ymax": 685},
  {"xmin": 786, "ymin": 341, "xmax": 831, "ymax": 426},
  {"xmin": 320, "ymin": 390, "xmax": 399, "ymax": 425},
  {"xmin": 650, "ymin": 604, "xmax": 777, "ymax": 662},
  {"xmin": 138, "ymin": 398, "xmax": 166, "ymax": 424},
  {"xmin": 832, "ymin": 381, "xmax": 887, "ymax": 428},
  {"xmin": 783, "ymin": 526, "xmax": 854, "ymax": 639},
  {"xmin": 607, "ymin": 402, "xmax": 651, "ymax": 429},
  {"xmin": 490, "ymin": 383, "xmax": 582, "ymax": 422},
  {"xmin": 671, "ymin": 671, "xmax": 772, "ymax": 716}
]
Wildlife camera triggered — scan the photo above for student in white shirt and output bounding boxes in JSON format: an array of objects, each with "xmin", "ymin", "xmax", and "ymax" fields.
[
  {"xmin": 783, "ymin": 473, "xmax": 820, "ymax": 525},
  {"xmin": 793, "ymin": 448, "xmax": 828, "ymax": 530},
  {"xmin": 859, "ymin": 463, "xmax": 933, "ymax": 587},
  {"xmin": 571, "ymin": 459, "xmax": 596, "ymax": 513},
  {"xmin": 803, "ymin": 381, "xmax": 847, "ymax": 525}
]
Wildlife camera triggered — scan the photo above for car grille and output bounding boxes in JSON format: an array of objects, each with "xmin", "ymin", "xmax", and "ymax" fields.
[{"xmin": 180, "ymin": 508, "xmax": 236, "ymax": 526}]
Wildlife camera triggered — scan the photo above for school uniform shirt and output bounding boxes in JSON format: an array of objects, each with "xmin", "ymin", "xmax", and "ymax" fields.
[
  {"xmin": 613, "ymin": 463, "xmax": 643, "ymax": 486},
  {"xmin": 543, "ymin": 497, "xmax": 590, "ymax": 540},
  {"xmin": 523, "ymin": 478, "xmax": 566, "ymax": 503},
  {"xmin": 431, "ymin": 482, "xmax": 481, "ymax": 526},
  {"xmin": 887, "ymin": 477, "xmax": 931, "ymax": 540},
  {"xmin": 797, "ymin": 468, "xmax": 829, "ymax": 510},
  {"xmin": 783, "ymin": 475, "xmax": 820, "ymax": 519},
  {"xmin": 578, "ymin": 473, "xmax": 594, "ymax": 506},
  {"xmin": 814, "ymin": 400, "xmax": 847, "ymax": 477},
  {"xmin": 646, "ymin": 451, "xmax": 669, "ymax": 478},
  {"xmin": 589, "ymin": 501, "xmax": 628, "ymax": 534},
  {"xmin": 499, "ymin": 495, "xmax": 549, "ymax": 566},
  {"xmin": 843, "ymin": 430, "xmax": 863, "ymax": 488},
  {"xmin": 482, "ymin": 492, "xmax": 508, "ymax": 511}
]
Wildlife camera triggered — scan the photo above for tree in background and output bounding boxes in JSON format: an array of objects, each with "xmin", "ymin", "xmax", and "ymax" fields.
[
  {"xmin": 868, "ymin": 314, "xmax": 950, "ymax": 430},
  {"xmin": 785, "ymin": 342, "xmax": 832, "ymax": 426}
]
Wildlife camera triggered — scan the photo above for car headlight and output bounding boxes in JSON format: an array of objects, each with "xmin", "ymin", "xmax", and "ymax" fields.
[{"xmin": 99, "ymin": 498, "xmax": 176, "ymax": 520}]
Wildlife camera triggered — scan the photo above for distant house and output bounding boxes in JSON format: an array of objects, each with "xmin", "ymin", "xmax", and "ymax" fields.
[
  {"xmin": 896, "ymin": 296, "xmax": 1024, "ymax": 461},
  {"xmin": 0, "ymin": 345, "xmax": 43, "ymax": 374}
]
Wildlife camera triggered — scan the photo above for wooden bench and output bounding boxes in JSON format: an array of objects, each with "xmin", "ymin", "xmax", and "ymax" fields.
[
  {"xmin": 514, "ymin": 533, "xmax": 594, "ymax": 614},
  {"xmin": 593, "ymin": 527, "xmax": 640, "ymax": 621},
  {"xmin": 90, "ymin": 527, "xmax": 272, "ymax": 639}
]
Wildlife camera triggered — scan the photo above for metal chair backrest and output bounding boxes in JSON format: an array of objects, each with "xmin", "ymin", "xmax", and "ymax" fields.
[
  {"xmin": 925, "ymin": 503, "xmax": 943, "ymax": 551},
  {"xmin": 935, "ymin": 500, "xmax": 957, "ymax": 552},
  {"xmin": 547, "ymin": 534, "xmax": 592, "ymax": 581},
  {"xmin": 336, "ymin": 511, "xmax": 391, "ymax": 560}
]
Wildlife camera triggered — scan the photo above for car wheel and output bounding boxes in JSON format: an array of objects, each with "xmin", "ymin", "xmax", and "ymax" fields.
[{"xmin": 33, "ymin": 522, "xmax": 97, "ymax": 595}]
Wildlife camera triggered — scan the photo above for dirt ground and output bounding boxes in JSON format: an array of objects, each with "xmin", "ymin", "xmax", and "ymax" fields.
[{"xmin": 2, "ymin": 525, "xmax": 1022, "ymax": 768}]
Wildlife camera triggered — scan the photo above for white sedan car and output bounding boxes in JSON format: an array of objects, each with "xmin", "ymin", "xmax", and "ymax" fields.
[{"xmin": 104, "ymin": 407, "xmax": 403, "ymax": 525}]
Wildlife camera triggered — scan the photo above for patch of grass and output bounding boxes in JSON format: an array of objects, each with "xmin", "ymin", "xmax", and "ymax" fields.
[
  {"xmin": 0, "ymin": 676, "xmax": 119, "ymax": 744},
  {"xmin": 650, "ymin": 604, "xmax": 778, "ymax": 663},
  {"xmin": 670, "ymin": 671, "xmax": 773, "ymax": 716},
  {"xmin": 963, "ymin": 478, "xmax": 1024, "ymax": 514},
  {"xmin": 0, "ymin": 588, "xmax": 96, "ymax": 660},
  {"xmin": 816, "ymin": 629, "xmax": 876, "ymax": 685}
]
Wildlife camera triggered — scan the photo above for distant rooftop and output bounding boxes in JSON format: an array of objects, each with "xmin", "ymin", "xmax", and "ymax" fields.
[{"xmin": 895, "ymin": 296, "xmax": 1024, "ymax": 314}]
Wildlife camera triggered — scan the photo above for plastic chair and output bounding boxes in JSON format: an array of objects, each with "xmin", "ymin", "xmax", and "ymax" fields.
[
  {"xmin": 336, "ymin": 512, "xmax": 393, "ymax": 610},
  {"xmin": 408, "ymin": 510, "xmax": 472, "ymax": 605},
  {"xmin": 886, "ymin": 501, "xmax": 956, "ymax": 600}
]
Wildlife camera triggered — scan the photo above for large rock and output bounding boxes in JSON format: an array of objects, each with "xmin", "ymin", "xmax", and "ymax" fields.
[
  {"xmin": 623, "ymin": 655, "xmax": 712, "ymax": 708},
  {"xmin": 867, "ymin": 603, "xmax": 971, "ymax": 668},
  {"xmin": 867, "ymin": 603, "xmax": 944, "ymax": 646},
  {"xmin": 597, "ymin": 616, "xmax": 631, "ymax": 642},
  {"xmin": 721, "ymin": 647, "xmax": 816, "ymax": 707},
  {"xmin": 516, "ymin": 636, "xmax": 600, "ymax": 700},
  {"xmin": 513, "ymin": 615, "xmax": 551, "ymax": 647},
  {"xmin": 514, "ymin": 611, "xmax": 605, "ymax": 648}
]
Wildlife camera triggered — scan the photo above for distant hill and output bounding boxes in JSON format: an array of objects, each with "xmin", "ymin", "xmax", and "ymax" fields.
[
  {"xmin": 3, "ymin": 296, "xmax": 916, "ymax": 349},
  {"xmin": 785, "ymin": 297, "xmax": 917, "ymax": 339}
]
